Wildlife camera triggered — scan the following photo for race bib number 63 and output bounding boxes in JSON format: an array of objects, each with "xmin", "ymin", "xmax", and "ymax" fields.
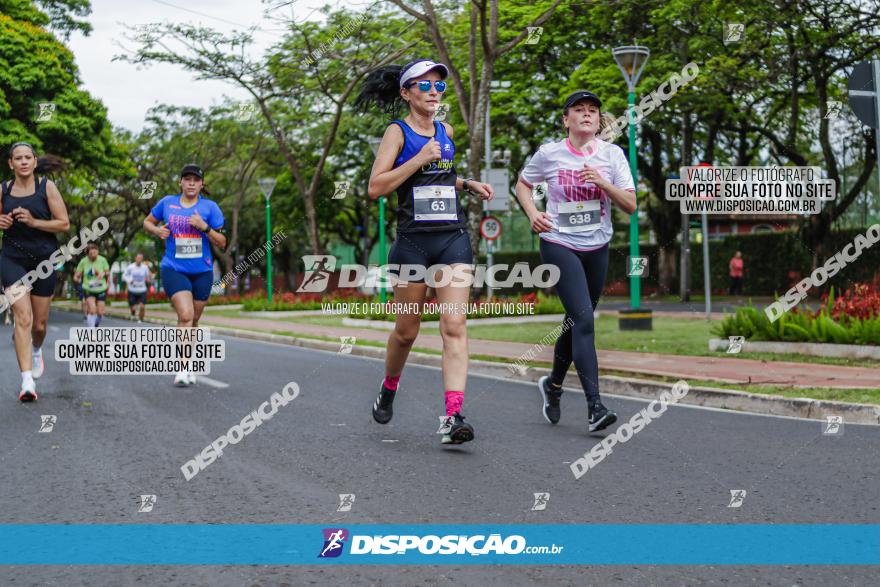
[{"xmin": 413, "ymin": 185, "xmax": 457, "ymax": 221}]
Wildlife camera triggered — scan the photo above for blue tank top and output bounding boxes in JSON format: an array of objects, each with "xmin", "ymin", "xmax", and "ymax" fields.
[{"xmin": 390, "ymin": 120, "xmax": 466, "ymax": 233}]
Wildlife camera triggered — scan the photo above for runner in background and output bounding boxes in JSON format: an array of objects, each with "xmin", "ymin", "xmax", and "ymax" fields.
[
  {"xmin": 728, "ymin": 251, "xmax": 744, "ymax": 296},
  {"xmin": 515, "ymin": 91, "xmax": 636, "ymax": 433},
  {"xmin": 143, "ymin": 164, "xmax": 225, "ymax": 387},
  {"xmin": 73, "ymin": 243, "xmax": 109, "ymax": 328},
  {"xmin": 1, "ymin": 142, "xmax": 70, "ymax": 402},
  {"xmin": 124, "ymin": 253, "xmax": 151, "ymax": 322}
]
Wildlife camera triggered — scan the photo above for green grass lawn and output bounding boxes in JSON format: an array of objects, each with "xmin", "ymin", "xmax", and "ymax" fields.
[
  {"xmin": 468, "ymin": 315, "xmax": 711, "ymax": 354},
  {"xmin": 468, "ymin": 315, "xmax": 880, "ymax": 369}
]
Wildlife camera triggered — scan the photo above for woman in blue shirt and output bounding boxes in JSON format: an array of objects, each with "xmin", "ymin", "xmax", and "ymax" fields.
[{"xmin": 143, "ymin": 164, "xmax": 226, "ymax": 386}]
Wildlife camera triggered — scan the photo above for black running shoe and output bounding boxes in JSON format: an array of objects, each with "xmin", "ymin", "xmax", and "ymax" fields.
[
  {"xmin": 372, "ymin": 382, "xmax": 396, "ymax": 424},
  {"xmin": 588, "ymin": 399, "xmax": 617, "ymax": 432},
  {"xmin": 537, "ymin": 376, "xmax": 563, "ymax": 424},
  {"xmin": 441, "ymin": 412, "xmax": 474, "ymax": 445}
]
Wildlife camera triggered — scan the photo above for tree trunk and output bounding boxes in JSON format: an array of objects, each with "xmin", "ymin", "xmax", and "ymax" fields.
[{"xmin": 658, "ymin": 246, "xmax": 678, "ymax": 293}]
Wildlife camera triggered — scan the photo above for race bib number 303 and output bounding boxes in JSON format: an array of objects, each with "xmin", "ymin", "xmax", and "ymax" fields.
[
  {"xmin": 557, "ymin": 200, "xmax": 601, "ymax": 233},
  {"xmin": 175, "ymin": 237, "xmax": 203, "ymax": 259},
  {"xmin": 413, "ymin": 185, "xmax": 458, "ymax": 221}
]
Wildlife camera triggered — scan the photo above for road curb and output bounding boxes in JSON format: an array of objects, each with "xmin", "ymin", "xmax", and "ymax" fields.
[
  {"xmin": 709, "ymin": 337, "xmax": 880, "ymax": 360},
  {"xmin": 84, "ymin": 308, "xmax": 880, "ymax": 425}
]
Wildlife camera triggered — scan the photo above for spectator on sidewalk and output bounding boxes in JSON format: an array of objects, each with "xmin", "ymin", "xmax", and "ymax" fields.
[{"xmin": 729, "ymin": 251, "xmax": 744, "ymax": 296}]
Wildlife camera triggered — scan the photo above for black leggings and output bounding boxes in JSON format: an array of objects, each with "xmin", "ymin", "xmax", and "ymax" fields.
[{"xmin": 539, "ymin": 239, "xmax": 609, "ymax": 402}]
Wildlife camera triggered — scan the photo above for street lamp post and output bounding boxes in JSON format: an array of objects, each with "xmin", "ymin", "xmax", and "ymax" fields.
[
  {"xmin": 485, "ymin": 80, "xmax": 511, "ymax": 301},
  {"xmin": 367, "ymin": 137, "xmax": 387, "ymax": 304},
  {"xmin": 258, "ymin": 177, "xmax": 277, "ymax": 302},
  {"xmin": 612, "ymin": 45, "xmax": 652, "ymax": 330}
]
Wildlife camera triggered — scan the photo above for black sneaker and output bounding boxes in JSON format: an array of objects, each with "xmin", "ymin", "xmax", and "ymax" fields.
[
  {"xmin": 372, "ymin": 382, "xmax": 396, "ymax": 424},
  {"xmin": 588, "ymin": 399, "xmax": 617, "ymax": 432},
  {"xmin": 441, "ymin": 412, "xmax": 474, "ymax": 445},
  {"xmin": 537, "ymin": 376, "xmax": 563, "ymax": 424}
]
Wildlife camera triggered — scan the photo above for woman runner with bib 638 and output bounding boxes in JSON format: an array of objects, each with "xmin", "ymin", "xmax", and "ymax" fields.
[
  {"xmin": 515, "ymin": 91, "xmax": 636, "ymax": 433},
  {"xmin": 143, "ymin": 164, "xmax": 225, "ymax": 387}
]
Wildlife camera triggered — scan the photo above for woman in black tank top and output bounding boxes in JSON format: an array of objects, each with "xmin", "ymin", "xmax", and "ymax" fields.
[
  {"xmin": 355, "ymin": 59, "xmax": 495, "ymax": 445},
  {"xmin": 1, "ymin": 142, "xmax": 70, "ymax": 402}
]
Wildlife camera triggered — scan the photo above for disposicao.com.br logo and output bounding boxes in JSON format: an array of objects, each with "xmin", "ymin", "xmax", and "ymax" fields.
[{"xmin": 318, "ymin": 528, "xmax": 563, "ymax": 558}]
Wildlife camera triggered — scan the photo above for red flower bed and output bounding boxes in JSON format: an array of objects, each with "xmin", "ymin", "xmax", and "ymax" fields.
[{"xmin": 822, "ymin": 276, "xmax": 880, "ymax": 320}]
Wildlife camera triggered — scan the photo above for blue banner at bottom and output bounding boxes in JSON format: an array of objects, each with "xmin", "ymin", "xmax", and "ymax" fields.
[{"xmin": 0, "ymin": 524, "xmax": 877, "ymax": 565}]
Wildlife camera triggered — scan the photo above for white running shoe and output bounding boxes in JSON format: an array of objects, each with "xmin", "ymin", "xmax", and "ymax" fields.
[
  {"xmin": 187, "ymin": 372, "xmax": 197, "ymax": 385},
  {"xmin": 174, "ymin": 371, "xmax": 190, "ymax": 387},
  {"xmin": 19, "ymin": 379, "xmax": 37, "ymax": 402},
  {"xmin": 32, "ymin": 353, "xmax": 44, "ymax": 379}
]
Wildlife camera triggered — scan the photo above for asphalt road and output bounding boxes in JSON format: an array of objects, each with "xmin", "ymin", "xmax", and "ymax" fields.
[{"xmin": 0, "ymin": 310, "xmax": 877, "ymax": 586}]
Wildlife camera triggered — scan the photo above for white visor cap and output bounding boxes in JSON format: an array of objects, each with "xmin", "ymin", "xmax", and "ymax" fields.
[{"xmin": 399, "ymin": 60, "xmax": 450, "ymax": 89}]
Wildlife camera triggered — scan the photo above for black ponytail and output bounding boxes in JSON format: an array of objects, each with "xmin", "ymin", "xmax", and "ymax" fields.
[
  {"xmin": 354, "ymin": 64, "xmax": 406, "ymax": 116},
  {"xmin": 35, "ymin": 154, "xmax": 65, "ymax": 175}
]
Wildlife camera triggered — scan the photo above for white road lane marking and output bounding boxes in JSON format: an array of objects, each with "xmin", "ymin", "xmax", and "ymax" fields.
[{"xmin": 195, "ymin": 376, "xmax": 229, "ymax": 389}]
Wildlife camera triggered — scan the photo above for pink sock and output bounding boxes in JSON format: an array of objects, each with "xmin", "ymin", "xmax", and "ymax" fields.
[
  {"xmin": 384, "ymin": 375, "xmax": 400, "ymax": 391},
  {"xmin": 445, "ymin": 390, "xmax": 464, "ymax": 416}
]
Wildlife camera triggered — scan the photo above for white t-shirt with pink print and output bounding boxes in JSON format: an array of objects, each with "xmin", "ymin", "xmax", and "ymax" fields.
[{"xmin": 519, "ymin": 137, "xmax": 635, "ymax": 251}]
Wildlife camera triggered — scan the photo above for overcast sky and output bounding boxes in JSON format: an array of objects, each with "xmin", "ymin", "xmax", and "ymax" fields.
[{"xmin": 66, "ymin": 0, "xmax": 357, "ymax": 132}]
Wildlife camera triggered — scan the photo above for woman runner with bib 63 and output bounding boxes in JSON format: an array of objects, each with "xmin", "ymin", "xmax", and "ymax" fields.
[
  {"xmin": 516, "ymin": 91, "xmax": 636, "ymax": 433},
  {"xmin": 355, "ymin": 59, "xmax": 494, "ymax": 445}
]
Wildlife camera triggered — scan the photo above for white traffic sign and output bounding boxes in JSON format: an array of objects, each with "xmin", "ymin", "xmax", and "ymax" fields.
[
  {"xmin": 480, "ymin": 216, "xmax": 502, "ymax": 240},
  {"xmin": 481, "ymin": 168, "xmax": 511, "ymax": 211}
]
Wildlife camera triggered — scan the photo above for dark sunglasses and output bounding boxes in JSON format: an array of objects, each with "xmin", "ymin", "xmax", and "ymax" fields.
[{"xmin": 405, "ymin": 80, "xmax": 447, "ymax": 93}]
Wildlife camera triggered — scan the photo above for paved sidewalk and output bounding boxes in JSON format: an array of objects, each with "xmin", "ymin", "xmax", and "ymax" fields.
[{"xmin": 91, "ymin": 306, "xmax": 880, "ymax": 390}]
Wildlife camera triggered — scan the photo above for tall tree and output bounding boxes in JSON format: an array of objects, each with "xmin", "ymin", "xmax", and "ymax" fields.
[{"xmin": 117, "ymin": 7, "xmax": 416, "ymax": 256}]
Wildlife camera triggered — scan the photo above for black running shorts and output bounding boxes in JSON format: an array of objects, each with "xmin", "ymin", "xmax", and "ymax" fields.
[
  {"xmin": 0, "ymin": 253, "xmax": 57, "ymax": 297},
  {"xmin": 387, "ymin": 228, "xmax": 474, "ymax": 283}
]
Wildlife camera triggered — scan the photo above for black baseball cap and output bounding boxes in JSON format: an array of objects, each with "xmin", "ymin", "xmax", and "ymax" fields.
[
  {"xmin": 180, "ymin": 164, "xmax": 204, "ymax": 179},
  {"xmin": 563, "ymin": 91, "xmax": 602, "ymax": 111}
]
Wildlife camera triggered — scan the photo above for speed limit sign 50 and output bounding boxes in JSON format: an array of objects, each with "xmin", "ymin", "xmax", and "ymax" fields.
[{"xmin": 480, "ymin": 216, "xmax": 502, "ymax": 240}]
